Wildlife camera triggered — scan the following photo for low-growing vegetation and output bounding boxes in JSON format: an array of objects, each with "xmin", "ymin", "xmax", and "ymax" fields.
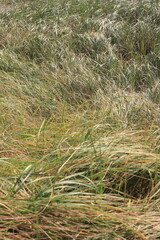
[{"xmin": 0, "ymin": 0, "xmax": 160, "ymax": 239}]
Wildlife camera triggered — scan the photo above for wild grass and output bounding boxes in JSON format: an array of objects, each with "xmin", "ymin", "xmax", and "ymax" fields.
[{"xmin": 0, "ymin": 0, "xmax": 160, "ymax": 239}]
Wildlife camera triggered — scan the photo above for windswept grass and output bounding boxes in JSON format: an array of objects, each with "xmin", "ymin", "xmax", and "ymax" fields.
[{"xmin": 0, "ymin": 0, "xmax": 160, "ymax": 239}]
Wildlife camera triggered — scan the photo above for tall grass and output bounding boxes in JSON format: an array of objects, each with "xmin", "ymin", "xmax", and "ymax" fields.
[{"xmin": 0, "ymin": 0, "xmax": 160, "ymax": 239}]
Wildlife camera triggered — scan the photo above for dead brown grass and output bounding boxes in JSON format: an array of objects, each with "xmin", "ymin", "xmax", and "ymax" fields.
[{"xmin": 0, "ymin": 195, "xmax": 160, "ymax": 240}]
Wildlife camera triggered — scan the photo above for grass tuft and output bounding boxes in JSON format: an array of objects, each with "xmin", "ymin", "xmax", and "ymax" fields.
[{"xmin": 0, "ymin": 0, "xmax": 160, "ymax": 239}]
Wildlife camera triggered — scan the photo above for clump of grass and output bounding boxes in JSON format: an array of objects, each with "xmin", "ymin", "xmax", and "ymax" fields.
[{"xmin": 0, "ymin": 0, "xmax": 160, "ymax": 239}]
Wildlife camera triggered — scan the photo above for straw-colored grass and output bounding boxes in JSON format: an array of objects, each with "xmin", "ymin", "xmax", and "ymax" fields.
[{"xmin": 0, "ymin": 0, "xmax": 160, "ymax": 239}]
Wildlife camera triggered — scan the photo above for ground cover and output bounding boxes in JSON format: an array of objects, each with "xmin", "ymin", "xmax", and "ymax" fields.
[{"xmin": 0, "ymin": 0, "xmax": 160, "ymax": 239}]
